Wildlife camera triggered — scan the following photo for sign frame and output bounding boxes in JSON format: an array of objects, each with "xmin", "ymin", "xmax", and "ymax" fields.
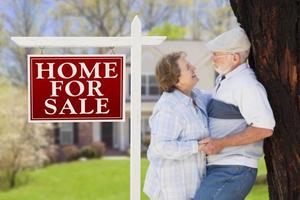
[{"xmin": 12, "ymin": 16, "xmax": 166, "ymax": 200}]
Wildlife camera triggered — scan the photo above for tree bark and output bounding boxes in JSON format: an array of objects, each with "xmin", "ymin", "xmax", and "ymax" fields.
[
  {"xmin": 229, "ymin": 1, "xmax": 300, "ymax": 199},
  {"xmin": 9, "ymin": 170, "xmax": 17, "ymax": 188}
]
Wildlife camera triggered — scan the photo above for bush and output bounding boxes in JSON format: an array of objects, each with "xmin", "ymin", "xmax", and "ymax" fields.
[
  {"xmin": 126, "ymin": 148, "xmax": 130, "ymax": 157},
  {"xmin": 80, "ymin": 146, "xmax": 96, "ymax": 159},
  {"xmin": 45, "ymin": 145, "xmax": 60, "ymax": 164},
  {"xmin": 0, "ymin": 131, "xmax": 49, "ymax": 190},
  {"xmin": 62, "ymin": 145, "xmax": 80, "ymax": 161},
  {"xmin": 91, "ymin": 142, "xmax": 106, "ymax": 158},
  {"xmin": 142, "ymin": 134, "xmax": 151, "ymax": 147},
  {"xmin": 255, "ymin": 175, "xmax": 267, "ymax": 184}
]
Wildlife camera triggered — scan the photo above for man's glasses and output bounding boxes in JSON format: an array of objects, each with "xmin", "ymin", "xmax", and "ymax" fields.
[{"xmin": 212, "ymin": 52, "xmax": 236, "ymax": 57}]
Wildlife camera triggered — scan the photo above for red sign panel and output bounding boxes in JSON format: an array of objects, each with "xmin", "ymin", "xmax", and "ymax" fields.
[{"xmin": 28, "ymin": 55, "xmax": 125, "ymax": 122}]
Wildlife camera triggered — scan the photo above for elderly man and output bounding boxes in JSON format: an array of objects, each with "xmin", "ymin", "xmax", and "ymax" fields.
[{"xmin": 194, "ymin": 27, "xmax": 275, "ymax": 200}]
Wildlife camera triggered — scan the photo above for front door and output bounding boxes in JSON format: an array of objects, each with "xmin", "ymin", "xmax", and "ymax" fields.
[{"xmin": 101, "ymin": 122, "xmax": 113, "ymax": 148}]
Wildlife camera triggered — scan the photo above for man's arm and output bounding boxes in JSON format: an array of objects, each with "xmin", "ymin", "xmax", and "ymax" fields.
[{"xmin": 199, "ymin": 126, "xmax": 273, "ymax": 155}]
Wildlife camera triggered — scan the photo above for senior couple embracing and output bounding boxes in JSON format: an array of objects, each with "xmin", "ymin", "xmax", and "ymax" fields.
[{"xmin": 143, "ymin": 27, "xmax": 275, "ymax": 200}]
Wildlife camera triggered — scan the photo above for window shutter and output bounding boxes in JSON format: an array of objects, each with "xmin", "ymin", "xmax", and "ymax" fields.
[
  {"xmin": 73, "ymin": 123, "xmax": 79, "ymax": 144},
  {"xmin": 54, "ymin": 123, "xmax": 60, "ymax": 144}
]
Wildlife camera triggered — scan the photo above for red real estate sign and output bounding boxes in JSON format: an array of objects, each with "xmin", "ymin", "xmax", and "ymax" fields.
[{"xmin": 28, "ymin": 55, "xmax": 125, "ymax": 122}]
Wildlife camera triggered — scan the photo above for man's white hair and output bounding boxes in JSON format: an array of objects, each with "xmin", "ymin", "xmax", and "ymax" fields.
[{"xmin": 238, "ymin": 50, "xmax": 250, "ymax": 63}]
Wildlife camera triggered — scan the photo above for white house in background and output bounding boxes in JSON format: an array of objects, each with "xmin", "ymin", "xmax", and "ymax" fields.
[{"xmin": 54, "ymin": 40, "xmax": 216, "ymax": 153}]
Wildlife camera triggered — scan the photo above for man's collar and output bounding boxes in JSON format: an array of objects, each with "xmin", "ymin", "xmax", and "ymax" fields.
[{"xmin": 225, "ymin": 62, "xmax": 249, "ymax": 79}]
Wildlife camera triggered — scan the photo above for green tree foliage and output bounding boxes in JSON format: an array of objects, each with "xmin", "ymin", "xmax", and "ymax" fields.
[
  {"xmin": 148, "ymin": 22, "xmax": 186, "ymax": 40},
  {"xmin": 0, "ymin": 0, "xmax": 237, "ymax": 84},
  {"xmin": 135, "ymin": 0, "xmax": 183, "ymax": 31},
  {"xmin": 52, "ymin": 0, "xmax": 135, "ymax": 37},
  {"xmin": 176, "ymin": 0, "xmax": 236, "ymax": 40}
]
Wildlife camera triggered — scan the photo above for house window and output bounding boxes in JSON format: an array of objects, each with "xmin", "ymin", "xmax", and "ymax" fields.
[
  {"xmin": 148, "ymin": 76, "xmax": 160, "ymax": 95},
  {"xmin": 141, "ymin": 75, "xmax": 146, "ymax": 95},
  {"xmin": 128, "ymin": 74, "xmax": 131, "ymax": 97},
  {"xmin": 141, "ymin": 116, "xmax": 151, "ymax": 138},
  {"xmin": 127, "ymin": 74, "xmax": 160, "ymax": 99},
  {"xmin": 59, "ymin": 123, "xmax": 74, "ymax": 145},
  {"xmin": 141, "ymin": 116, "xmax": 151, "ymax": 149},
  {"xmin": 101, "ymin": 122, "xmax": 113, "ymax": 148}
]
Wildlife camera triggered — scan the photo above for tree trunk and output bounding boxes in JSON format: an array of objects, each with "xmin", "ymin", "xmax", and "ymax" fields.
[
  {"xmin": 9, "ymin": 170, "xmax": 17, "ymax": 189},
  {"xmin": 229, "ymin": 1, "xmax": 300, "ymax": 199}
]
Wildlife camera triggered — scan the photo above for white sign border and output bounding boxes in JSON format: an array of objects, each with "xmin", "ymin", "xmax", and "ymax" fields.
[{"xmin": 27, "ymin": 54, "xmax": 126, "ymax": 123}]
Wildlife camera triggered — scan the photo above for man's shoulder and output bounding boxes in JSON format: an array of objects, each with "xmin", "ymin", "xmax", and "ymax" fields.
[
  {"xmin": 232, "ymin": 69, "xmax": 264, "ymax": 90},
  {"xmin": 235, "ymin": 67, "xmax": 256, "ymax": 80}
]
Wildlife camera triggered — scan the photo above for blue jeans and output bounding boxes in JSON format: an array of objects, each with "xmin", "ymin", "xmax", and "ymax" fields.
[{"xmin": 193, "ymin": 165, "xmax": 257, "ymax": 200}]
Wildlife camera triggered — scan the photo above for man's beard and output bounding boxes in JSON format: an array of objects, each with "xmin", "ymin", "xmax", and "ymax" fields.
[{"xmin": 213, "ymin": 64, "xmax": 231, "ymax": 75}]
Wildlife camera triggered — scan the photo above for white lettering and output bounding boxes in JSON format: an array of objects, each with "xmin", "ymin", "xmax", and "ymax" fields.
[
  {"xmin": 50, "ymin": 81, "xmax": 63, "ymax": 97},
  {"xmin": 65, "ymin": 81, "xmax": 84, "ymax": 97},
  {"xmin": 104, "ymin": 62, "xmax": 118, "ymax": 78},
  {"xmin": 57, "ymin": 62, "xmax": 77, "ymax": 79},
  {"xmin": 79, "ymin": 62, "xmax": 101, "ymax": 79},
  {"xmin": 59, "ymin": 99, "xmax": 76, "ymax": 115},
  {"xmin": 36, "ymin": 63, "xmax": 55, "ymax": 79},
  {"xmin": 45, "ymin": 98, "xmax": 57, "ymax": 115},
  {"xmin": 79, "ymin": 98, "xmax": 94, "ymax": 114},
  {"xmin": 96, "ymin": 98, "xmax": 110, "ymax": 114},
  {"xmin": 87, "ymin": 80, "xmax": 103, "ymax": 96}
]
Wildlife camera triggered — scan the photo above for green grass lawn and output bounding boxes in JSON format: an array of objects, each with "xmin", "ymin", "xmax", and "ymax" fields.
[
  {"xmin": 0, "ymin": 159, "xmax": 131, "ymax": 200},
  {"xmin": 0, "ymin": 158, "xmax": 268, "ymax": 200},
  {"xmin": 246, "ymin": 157, "xmax": 269, "ymax": 200}
]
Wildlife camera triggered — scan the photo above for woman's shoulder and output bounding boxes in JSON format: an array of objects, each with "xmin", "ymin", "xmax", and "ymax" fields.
[
  {"xmin": 193, "ymin": 88, "xmax": 212, "ymax": 106},
  {"xmin": 155, "ymin": 91, "xmax": 180, "ymax": 109},
  {"xmin": 154, "ymin": 91, "xmax": 190, "ymax": 115},
  {"xmin": 193, "ymin": 88, "xmax": 211, "ymax": 97}
]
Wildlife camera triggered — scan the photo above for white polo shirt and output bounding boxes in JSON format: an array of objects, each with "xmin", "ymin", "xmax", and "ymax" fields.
[{"xmin": 207, "ymin": 63, "xmax": 275, "ymax": 168}]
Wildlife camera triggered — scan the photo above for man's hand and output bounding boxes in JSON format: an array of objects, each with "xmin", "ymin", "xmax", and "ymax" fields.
[
  {"xmin": 198, "ymin": 127, "xmax": 273, "ymax": 155},
  {"xmin": 198, "ymin": 142, "xmax": 207, "ymax": 153},
  {"xmin": 198, "ymin": 138, "xmax": 225, "ymax": 155}
]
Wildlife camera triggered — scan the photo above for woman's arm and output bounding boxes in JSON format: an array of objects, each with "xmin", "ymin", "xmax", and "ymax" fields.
[{"xmin": 149, "ymin": 107, "xmax": 199, "ymax": 160}]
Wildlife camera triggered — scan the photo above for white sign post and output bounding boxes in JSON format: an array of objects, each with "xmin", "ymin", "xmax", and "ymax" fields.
[{"xmin": 11, "ymin": 15, "xmax": 166, "ymax": 200}]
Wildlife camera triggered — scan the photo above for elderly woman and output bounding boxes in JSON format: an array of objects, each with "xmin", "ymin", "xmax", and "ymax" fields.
[{"xmin": 143, "ymin": 52, "xmax": 210, "ymax": 200}]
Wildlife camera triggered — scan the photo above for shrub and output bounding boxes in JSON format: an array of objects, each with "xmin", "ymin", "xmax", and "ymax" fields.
[
  {"xmin": 91, "ymin": 142, "xmax": 106, "ymax": 158},
  {"xmin": 142, "ymin": 134, "xmax": 151, "ymax": 147},
  {"xmin": 0, "ymin": 129, "xmax": 49, "ymax": 190},
  {"xmin": 45, "ymin": 145, "xmax": 60, "ymax": 164},
  {"xmin": 62, "ymin": 145, "xmax": 80, "ymax": 161},
  {"xmin": 255, "ymin": 175, "xmax": 267, "ymax": 184},
  {"xmin": 0, "ymin": 79, "xmax": 50, "ymax": 189},
  {"xmin": 126, "ymin": 148, "xmax": 130, "ymax": 157},
  {"xmin": 80, "ymin": 146, "xmax": 96, "ymax": 159}
]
